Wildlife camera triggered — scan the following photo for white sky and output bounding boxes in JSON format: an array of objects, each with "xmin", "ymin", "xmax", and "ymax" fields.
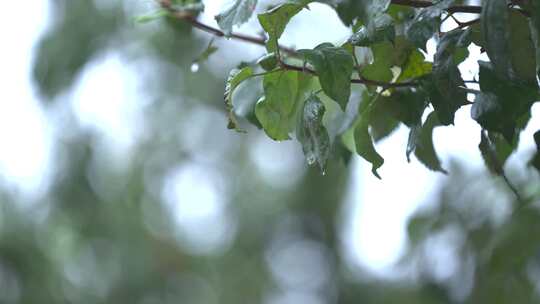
[{"xmin": 0, "ymin": 0, "xmax": 539, "ymax": 278}]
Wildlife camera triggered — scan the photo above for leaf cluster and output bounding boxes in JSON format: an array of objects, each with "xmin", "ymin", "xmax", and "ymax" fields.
[{"xmin": 156, "ymin": 0, "xmax": 540, "ymax": 179}]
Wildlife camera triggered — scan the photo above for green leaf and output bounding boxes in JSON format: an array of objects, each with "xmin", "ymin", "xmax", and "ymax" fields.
[
  {"xmin": 258, "ymin": 3, "xmax": 307, "ymax": 52},
  {"xmin": 479, "ymin": 130, "xmax": 505, "ymax": 175},
  {"xmin": 215, "ymin": 0, "xmax": 257, "ymax": 36},
  {"xmin": 377, "ymin": 88, "xmax": 427, "ymax": 127},
  {"xmin": 425, "ymin": 29, "xmax": 470, "ymax": 125},
  {"xmin": 530, "ymin": 1, "xmax": 540, "ymax": 87},
  {"xmin": 349, "ymin": 14, "xmax": 395, "ymax": 47},
  {"xmin": 224, "ymin": 67, "xmax": 253, "ymax": 131},
  {"xmin": 471, "ymin": 92, "xmax": 509, "ymax": 134},
  {"xmin": 407, "ymin": 111, "xmax": 447, "ymax": 173},
  {"xmin": 397, "ymin": 49, "xmax": 432, "ymax": 81},
  {"xmin": 255, "ymin": 71, "xmax": 312, "ymax": 140},
  {"xmin": 476, "ymin": 61, "xmax": 537, "ymax": 141},
  {"xmin": 481, "ymin": 0, "xmax": 514, "ymax": 80},
  {"xmin": 369, "ymin": 100, "xmax": 401, "ymax": 142},
  {"xmin": 354, "ymin": 95, "xmax": 385, "ymax": 178},
  {"xmin": 256, "ymin": 53, "xmax": 277, "ymax": 71},
  {"xmin": 404, "ymin": 0, "xmax": 454, "ymax": 50},
  {"xmin": 336, "ymin": 0, "xmax": 391, "ymax": 26},
  {"xmin": 362, "ymin": 37, "xmax": 416, "ymax": 83},
  {"xmin": 508, "ymin": 11, "xmax": 537, "ymax": 83},
  {"xmin": 297, "ymin": 94, "xmax": 331, "ymax": 173},
  {"xmin": 298, "ymin": 43, "xmax": 354, "ymax": 110}
]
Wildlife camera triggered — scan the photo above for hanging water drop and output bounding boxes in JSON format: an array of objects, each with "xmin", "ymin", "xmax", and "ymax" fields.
[
  {"xmin": 190, "ymin": 62, "xmax": 200, "ymax": 73},
  {"xmin": 306, "ymin": 154, "xmax": 316, "ymax": 165}
]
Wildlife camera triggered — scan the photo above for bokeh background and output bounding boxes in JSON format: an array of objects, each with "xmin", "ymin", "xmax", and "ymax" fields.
[{"xmin": 1, "ymin": 0, "xmax": 540, "ymax": 302}]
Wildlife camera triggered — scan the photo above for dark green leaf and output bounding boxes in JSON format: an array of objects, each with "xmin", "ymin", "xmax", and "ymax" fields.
[
  {"xmin": 298, "ymin": 43, "xmax": 354, "ymax": 110},
  {"xmin": 405, "ymin": 0, "xmax": 454, "ymax": 50},
  {"xmin": 471, "ymin": 92, "xmax": 510, "ymax": 134},
  {"xmin": 349, "ymin": 14, "xmax": 395, "ymax": 47},
  {"xmin": 481, "ymin": 0, "xmax": 514, "ymax": 80},
  {"xmin": 508, "ymin": 11, "xmax": 537, "ymax": 83},
  {"xmin": 336, "ymin": 0, "xmax": 391, "ymax": 26},
  {"xmin": 215, "ymin": 0, "xmax": 257, "ymax": 36},
  {"xmin": 477, "ymin": 61, "xmax": 537, "ymax": 141},
  {"xmin": 425, "ymin": 29, "xmax": 470, "ymax": 125},
  {"xmin": 407, "ymin": 111, "xmax": 447, "ymax": 173},
  {"xmin": 297, "ymin": 94, "xmax": 331, "ymax": 173},
  {"xmin": 224, "ymin": 67, "xmax": 253, "ymax": 131},
  {"xmin": 378, "ymin": 88, "xmax": 427, "ymax": 127},
  {"xmin": 530, "ymin": 1, "xmax": 540, "ymax": 87}
]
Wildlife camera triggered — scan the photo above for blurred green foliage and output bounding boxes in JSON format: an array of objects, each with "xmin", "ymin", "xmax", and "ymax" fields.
[{"xmin": 0, "ymin": 0, "xmax": 536, "ymax": 303}]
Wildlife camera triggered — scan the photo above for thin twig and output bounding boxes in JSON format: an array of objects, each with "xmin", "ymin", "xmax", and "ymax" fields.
[
  {"xmin": 391, "ymin": 0, "xmax": 482, "ymax": 14},
  {"xmin": 280, "ymin": 61, "xmax": 418, "ymax": 88},
  {"xmin": 160, "ymin": 1, "xmax": 419, "ymax": 89},
  {"xmin": 159, "ymin": 0, "xmax": 297, "ymax": 55}
]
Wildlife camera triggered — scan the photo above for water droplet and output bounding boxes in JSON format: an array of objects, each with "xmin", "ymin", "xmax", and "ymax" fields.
[
  {"xmin": 190, "ymin": 62, "xmax": 200, "ymax": 73},
  {"xmin": 321, "ymin": 169, "xmax": 326, "ymax": 176},
  {"xmin": 306, "ymin": 154, "xmax": 316, "ymax": 165}
]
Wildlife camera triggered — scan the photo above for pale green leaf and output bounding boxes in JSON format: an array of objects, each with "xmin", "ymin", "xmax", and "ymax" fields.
[
  {"xmin": 215, "ymin": 0, "xmax": 258, "ymax": 36},
  {"xmin": 224, "ymin": 67, "xmax": 253, "ymax": 131}
]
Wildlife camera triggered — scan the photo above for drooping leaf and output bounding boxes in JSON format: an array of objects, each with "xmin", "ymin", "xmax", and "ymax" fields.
[
  {"xmin": 405, "ymin": 0, "xmax": 453, "ymax": 51},
  {"xmin": 298, "ymin": 43, "xmax": 354, "ymax": 110},
  {"xmin": 530, "ymin": 1, "xmax": 540, "ymax": 87},
  {"xmin": 476, "ymin": 61, "xmax": 538, "ymax": 141},
  {"xmin": 407, "ymin": 111, "xmax": 447, "ymax": 173},
  {"xmin": 508, "ymin": 11, "xmax": 537, "ymax": 83},
  {"xmin": 426, "ymin": 29, "xmax": 470, "ymax": 125},
  {"xmin": 349, "ymin": 14, "xmax": 395, "ymax": 47},
  {"xmin": 258, "ymin": 3, "xmax": 308, "ymax": 52},
  {"xmin": 354, "ymin": 95, "xmax": 385, "ymax": 178},
  {"xmin": 336, "ymin": 0, "xmax": 391, "ymax": 26},
  {"xmin": 224, "ymin": 67, "xmax": 253, "ymax": 131},
  {"xmin": 297, "ymin": 94, "xmax": 331, "ymax": 173},
  {"xmin": 255, "ymin": 71, "xmax": 313, "ymax": 140},
  {"xmin": 355, "ymin": 125, "xmax": 384, "ymax": 179},
  {"xmin": 215, "ymin": 0, "xmax": 258, "ymax": 36},
  {"xmin": 471, "ymin": 92, "xmax": 508, "ymax": 134},
  {"xmin": 479, "ymin": 130, "xmax": 505, "ymax": 175},
  {"xmin": 481, "ymin": 0, "xmax": 514, "ymax": 80}
]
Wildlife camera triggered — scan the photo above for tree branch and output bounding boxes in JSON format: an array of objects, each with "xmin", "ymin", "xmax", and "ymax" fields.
[
  {"xmin": 391, "ymin": 0, "xmax": 482, "ymax": 14},
  {"xmin": 160, "ymin": 0, "xmax": 418, "ymax": 89}
]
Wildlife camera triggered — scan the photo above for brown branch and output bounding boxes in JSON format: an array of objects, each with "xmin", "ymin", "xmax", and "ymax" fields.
[
  {"xmin": 280, "ymin": 62, "xmax": 418, "ymax": 89},
  {"xmin": 159, "ymin": 0, "xmax": 297, "ymax": 55},
  {"xmin": 160, "ymin": 0, "xmax": 418, "ymax": 89}
]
